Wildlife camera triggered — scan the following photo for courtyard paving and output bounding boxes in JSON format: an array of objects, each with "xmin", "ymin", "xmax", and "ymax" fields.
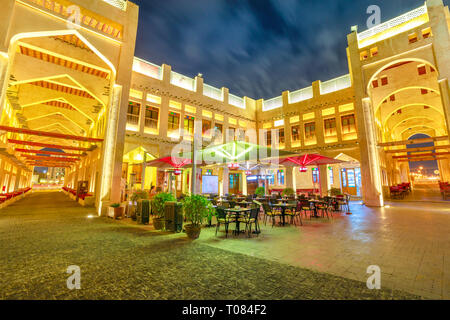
[{"xmin": 0, "ymin": 191, "xmax": 446, "ymax": 300}]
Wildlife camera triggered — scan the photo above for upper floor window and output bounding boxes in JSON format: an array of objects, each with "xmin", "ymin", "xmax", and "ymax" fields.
[
  {"xmin": 202, "ymin": 119, "xmax": 212, "ymax": 136},
  {"xmin": 127, "ymin": 101, "xmax": 140, "ymax": 125},
  {"xmin": 278, "ymin": 128, "xmax": 285, "ymax": 144},
  {"xmin": 227, "ymin": 127, "xmax": 236, "ymax": 141},
  {"xmin": 144, "ymin": 106, "xmax": 159, "ymax": 129},
  {"xmin": 291, "ymin": 125, "xmax": 301, "ymax": 142},
  {"xmin": 324, "ymin": 118, "xmax": 337, "ymax": 136},
  {"xmin": 304, "ymin": 122, "xmax": 316, "ymax": 140},
  {"xmin": 341, "ymin": 114, "xmax": 356, "ymax": 134},
  {"xmin": 184, "ymin": 115, "xmax": 195, "ymax": 135},
  {"xmin": 421, "ymin": 89, "xmax": 428, "ymax": 95},
  {"xmin": 265, "ymin": 130, "xmax": 272, "ymax": 146},
  {"xmin": 168, "ymin": 112, "xmax": 180, "ymax": 133},
  {"xmin": 381, "ymin": 76, "xmax": 388, "ymax": 86}
]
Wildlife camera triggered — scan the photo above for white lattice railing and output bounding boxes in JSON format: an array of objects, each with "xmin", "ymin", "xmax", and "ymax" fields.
[
  {"xmin": 357, "ymin": 5, "xmax": 427, "ymax": 41},
  {"xmin": 203, "ymin": 84, "xmax": 223, "ymax": 101},
  {"xmin": 288, "ymin": 86, "xmax": 313, "ymax": 104},
  {"xmin": 320, "ymin": 75, "xmax": 352, "ymax": 95},
  {"xmin": 170, "ymin": 71, "xmax": 195, "ymax": 91},
  {"xmin": 132, "ymin": 58, "xmax": 162, "ymax": 80},
  {"xmin": 229, "ymin": 93, "xmax": 245, "ymax": 109},
  {"xmin": 262, "ymin": 96, "xmax": 283, "ymax": 111},
  {"xmin": 103, "ymin": 0, "xmax": 127, "ymax": 11}
]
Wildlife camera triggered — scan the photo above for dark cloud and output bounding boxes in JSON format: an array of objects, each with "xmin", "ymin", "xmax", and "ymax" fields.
[{"xmin": 133, "ymin": 0, "xmax": 447, "ymax": 99}]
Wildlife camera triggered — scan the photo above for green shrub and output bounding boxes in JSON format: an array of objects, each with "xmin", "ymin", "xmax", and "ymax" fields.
[
  {"xmin": 131, "ymin": 190, "xmax": 149, "ymax": 202},
  {"xmin": 255, "ymin": 187, "xmax": 265, "ymax": 197},
  {"xmin": 151, "ymin": 192, "xmax": 176, "ymax": 218},
  {"xmin": 182, "ymin": 195, "xmax": 214, "ymax": 227},
  {"xmin": 282, "ymin": 188, "xmax": 295, "ymax": 196},
  {"xmin": 328, "ymin": 188, "xmax": 343, "ymax": 196},
  {"xmin": 110, "ymin": 203, "xmax": 121, "ymax": 208}
]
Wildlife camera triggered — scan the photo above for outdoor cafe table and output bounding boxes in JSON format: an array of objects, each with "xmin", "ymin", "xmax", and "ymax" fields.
[
  {"xmin": 309, "ymin": 199, "xmax": 326, "ymax": 218},
  {"xmin": 271, "ymin": 203, "xmax": 296, "ymax": 226},
  {"xmin": 236, "ymin": 201, "xmax": 253, "ymax": 208},
  {"xmin": 225, "ymin": 207, "xmax": 251, "ymax": 235}
]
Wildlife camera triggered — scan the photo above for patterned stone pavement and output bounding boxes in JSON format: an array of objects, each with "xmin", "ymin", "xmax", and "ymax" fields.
[{"xmin": 0, "ymin": 191, "xmax": 421, "ymax": 300}]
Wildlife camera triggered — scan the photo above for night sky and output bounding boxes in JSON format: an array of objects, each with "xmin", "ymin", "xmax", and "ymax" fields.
[{"xmin": 132, "ymin": 0, "xmax": 448, "ymax": 100}]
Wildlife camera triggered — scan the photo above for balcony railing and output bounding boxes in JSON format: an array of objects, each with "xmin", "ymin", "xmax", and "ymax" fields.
[
  {"xmin": 133, "ymin": 58, "xmax": 162, "ymax": 80},
  {"xmin": 203, "ymin": 84, "xmax": 223, "ymax": 101},
  {"xmin": 171, "ymin": 71, "xmax": 195, "ymax": 91},
  {"xmin": 357, "ymin": 5, "xmax": 428, "ymax": 48},
  {"xmin": 229, "ymin": 94, "xmax": 245, "ymax": 109},
  {"xmin": 127, "ymin": 114, "xmax": 139, "ymax": 125},
  {"xmin": 263, "ymin": 96, "xmax": 283, "ymax": 111},
  {"xmin": 144, "ymin": 118, "xmax": 158, "ymax": 129},
  {"xmin": 320, "ymin": 75, "xmax": 352, "ymax": 95},
  {"xmin": 289, "ymin": 86, "xmax": 313, "ymax": 104},
  {"xmin": 102, "ymin": 0, "xmax": 127, "ymax": 11}
]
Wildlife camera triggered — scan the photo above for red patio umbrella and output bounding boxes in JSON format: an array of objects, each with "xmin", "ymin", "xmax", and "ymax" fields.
[
  {"xmin": 146, "ymin": 156, "xmax": 192, "ymax": 169},
  {"xmin": 279, "ymin": 154, "xmax": 343, "ymax": 170}
]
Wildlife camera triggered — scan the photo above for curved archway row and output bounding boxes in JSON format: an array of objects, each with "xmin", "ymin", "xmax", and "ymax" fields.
[{"xmin": 366, "ymin": 58, "xmax": 439, "ymax": 94}]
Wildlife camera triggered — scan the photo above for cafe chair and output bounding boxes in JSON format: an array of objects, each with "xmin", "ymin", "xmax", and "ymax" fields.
[
  {"xmin": 238, "ymin": 207, "xmax": 260, "ymax": 237},
  {"xmin": 262, "ymin": 203, "xmax": 280, "ymax": 227},
  {"xmin": 215, "ymin": 207, "xmax": 235, "ymax": 238}
]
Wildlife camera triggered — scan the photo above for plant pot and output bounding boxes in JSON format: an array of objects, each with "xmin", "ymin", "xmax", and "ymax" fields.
[
  {"xmin": 113, "ymin": 207, "xmax": 124, "ymax": 219},
  {"xmin": 153, "ymin": 217, "xmax": 165, "ymax": 230},
  {"xmin": 185, "ymin": 224, "xmax": 201, "ymax": 240}
]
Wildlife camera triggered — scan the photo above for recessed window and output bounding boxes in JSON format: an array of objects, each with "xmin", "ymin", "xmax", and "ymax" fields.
[
  {"xmin": 372, "ymin": 79, "xmax": 379, "ymax": 88},
  {"xmin": 144, "ymin": 106, "xmax": 159, "ymax": 129},
  {"xmin": 422, "ymin": 27, "xmax": 432, "ymax": 39},
  {"xmin": 127, "ymin": 101, "xmax": 140, "ymax": 125},
  {"xmin": 430, "ymin": 66, "xmax": 436, "ymax": 73},
  {"xmin": 408, "ymin": 33, "xmax": 418, "ymax": 44},
  {"xmin": 418, "ymin": 65, "xmax": 427, "ymax": 75},
  {"xmin": 184, "ymin": 115, "xmax": 195, "ymax": 135},
  {"xmin": 421, "ymin": 89, "xmax": 428, "ymax": 95},
  {"xmin": 370, "ymin": 47, "xmax": 378, "ymax": 57},
  {"xmin": 324, "ymin": 118, "xmax": 337, "ymax": 137},
  {"xmin": 291, "ymin": 125, "xmax": 301, "ymax": 142},
  {"xmin": 390, "ymin": 95, "xmax": 396, "ymax": 102},
  {"xmin": 360, "ymin": 51, "xmax": 368, "ymax": 61},
  {"xmin": 168, "ymin": 112, "xmax": 180, "ymax": 133},
  {"xmin": 381, "ymin": 76, "xmax": 388, "ymax": 86}
]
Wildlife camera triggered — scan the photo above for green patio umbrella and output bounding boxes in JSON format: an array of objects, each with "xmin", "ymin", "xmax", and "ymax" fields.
[{"xmin": 178, "ymin": 140, "xmax": 299, "ymax": 165}]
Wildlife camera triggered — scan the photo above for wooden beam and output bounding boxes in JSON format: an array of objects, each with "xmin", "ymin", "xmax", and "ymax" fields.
[
  {"xmin": 27, "ymin": 163, "xmax": 71, "ymax": 168},
  {"xmin": 15, "ymin": 148, "xmax": 83, "ymax": 157},
  {"xmin": 22, "ymin": 155, "xmax": 79, "ymax": 162},
  {"xmin": 0, "ymin": 125, "xmax": 103, "ymax": 143},
  {"xmin": 397, "ymin": 157, "xmax": 447, "ymax": 162},
  {"xmin": 378, "ymin": 136, "xmax": 448, "ymax": 147},
  {"xmin": 8, "ymin": 139, "xmax": 92, "ymax": 152},
  {"xmin": 385, "ymin": 145, "xmax": 450, "ymax": 154},
  {"xmin": 393, "ymin": 152, "xmax": 450, "ymax": 159}
]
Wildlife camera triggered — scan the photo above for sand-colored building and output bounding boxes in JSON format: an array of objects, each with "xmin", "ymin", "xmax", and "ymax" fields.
[{"xmin": 0, "ymin": 0, "xmax": 449, "ymax": 214}]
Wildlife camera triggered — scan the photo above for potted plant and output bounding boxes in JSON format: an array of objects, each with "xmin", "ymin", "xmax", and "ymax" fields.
[
  {"xmin": 151, "ymin": 192, "xmax": 176, "ymax": 230},
  {"xmin": 282, "ymin": 188, "xmax": 295, "ymax": 197},
  {"xmin": 255, "ymin": 186, "xmax": 265, "ymax": 198},
  {"xmin": 110, "ymin": 203, "xmax": 124, "ymax": 219},
  {"xmin": 182, "ymin": 195, "xmax": 214, "ymax": 239},
  {"xmin": 328, "ymin": 188, "xmax": 343, "ymax": 196},
  {"xmin": 131, "ymin": 190, "xmax": 149, "ymax": 202}
]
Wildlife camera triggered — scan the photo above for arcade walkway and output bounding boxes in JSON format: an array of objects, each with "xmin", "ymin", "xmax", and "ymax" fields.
[{"xmin": 0, "ymin": 191, "xmax": 447, "ymax": 300}]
